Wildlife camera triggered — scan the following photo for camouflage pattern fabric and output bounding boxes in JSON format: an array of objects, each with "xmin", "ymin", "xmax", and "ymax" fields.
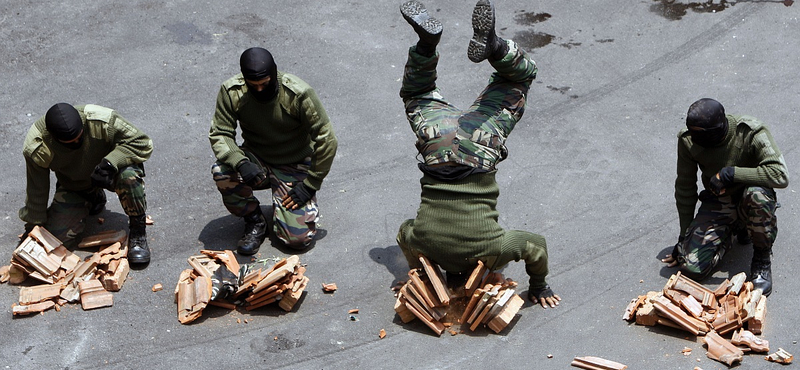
[
  {"xmin": 400, "ymin": 40, "xmax": 537, "ymax": 170},
  {"xmin": 397, "ymin": 220, "xmax": 550, "ymax": 289},
  {"xmin": 678, "ymin": 186, "xmax": 777, "ymax": 278},
  {"xmin": 45, "ymin": 164, "xmax": 146, "ymax": 242},
  {"xmin": 212, "ymin": 151, "xmax": 319, "ymax": 247}
]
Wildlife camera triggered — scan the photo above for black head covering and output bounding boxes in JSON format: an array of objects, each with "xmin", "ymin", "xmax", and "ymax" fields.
[
  {"xmin": 45, "ymin": 103, "xmax": 84, "ymax": 149},
  {"xmin": 686, "ymin": 98, "xmax": 728, "ymax": 147},
  {"xmin": 240, "ymin": 47, "xmax": 278, "ymax": 102}
]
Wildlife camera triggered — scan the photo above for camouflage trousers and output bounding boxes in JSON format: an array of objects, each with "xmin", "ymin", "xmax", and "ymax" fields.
[
  {"xmin": 400, "ymin": 40, "xmax": 537, "ymax": 168},
  {"xmin": 212, "ymin": 151, "xmax": 319, "ymax": 247},
  {"xmin": 678, "ymin": 187, "xmax": 778, "ymax": 278},
  {"xmin": 46, "ymin": 164, "xmax": 146, "ymax": 243},
  {"xmin": 397, "ymin": 219, "xmax": 550, "ymax": 290}
]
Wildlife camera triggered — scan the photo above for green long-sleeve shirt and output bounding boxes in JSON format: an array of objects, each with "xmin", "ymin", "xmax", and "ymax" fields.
[
  {"xmin": 675, "ymin": 114, "xmax": 789, "ymax": 233},
  {"xmin": 20, "ymin": 104, "xmax": 153, "ymax": 225},
  {"xmin": 406, "ymin": 171, "xmax": 505, "ymax": 272},
  {"xmin": 209, "ymin": 72, "xmax": 337, "ymax": 190}
]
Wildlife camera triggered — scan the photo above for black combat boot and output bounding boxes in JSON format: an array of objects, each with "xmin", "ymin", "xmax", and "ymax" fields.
[
  {"xmin": 128, "ymin": 215, "xmax": 150, "ymax": 264},
  {"xmin": 237, "ymin": 208, "xmax": 267, "ymax": 256},
  {"xmin": 467, "ymin": 0, "xmax": 508, "ymax": 63},
  {"xmin": 750, "ymin": 249, "xmax": 772, "ymax": 296},
  {"xmin": 401, "ymin": 0, "xmax": 442, "ymax": 57}
]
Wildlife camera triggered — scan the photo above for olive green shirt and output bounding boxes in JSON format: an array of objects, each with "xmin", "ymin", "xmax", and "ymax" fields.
[
  {"xmin": 675, "ymin": 114, "xmax": 789, "ymax": 233},
  {"xmin": 209, "ymin": 72, "xmax": 338, "ymax": 190},
  {"xmin": 20, "ymin": 104, "xmax": 153, "ymax": 225}
]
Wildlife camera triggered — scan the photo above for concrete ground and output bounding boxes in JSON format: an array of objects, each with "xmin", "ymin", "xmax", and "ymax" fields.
[{"xmin": 1, "ymin": 0, "xmax": 798, "ymax": 369}]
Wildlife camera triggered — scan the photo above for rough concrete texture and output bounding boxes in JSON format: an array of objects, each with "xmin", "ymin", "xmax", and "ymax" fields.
[{"xmin": 1, "ymin": 0, "xmax": 798, "ymax": 369}]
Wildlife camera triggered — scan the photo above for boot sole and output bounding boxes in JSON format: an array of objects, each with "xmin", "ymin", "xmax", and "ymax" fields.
[
  {"xmin": 401, "ymin": 1, "xmax": 442, "ymax": 38},
  {"xmin": 468, "ymin": 0, "xmax": 495, "ymax": 63}
]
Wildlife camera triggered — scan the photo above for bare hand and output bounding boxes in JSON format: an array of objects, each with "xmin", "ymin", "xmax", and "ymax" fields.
[
  {"xmin": 281, "ymin": 193, "xmax": 300, "ymax": 210},
  {"xmin": 535, "ymin": 294, "xmax": 562, "ymax": 309},
  {"xmin": 661, "ymin": 254, "xmax": 680, "ymax": 268}
]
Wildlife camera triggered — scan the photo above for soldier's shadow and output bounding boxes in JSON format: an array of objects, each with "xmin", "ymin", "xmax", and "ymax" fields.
[
  {"xmin": 368, "ymin": 244, "xmax": 414, "ymax": 287},
  {"xmin": 656, "ymin": 241, "xmax": 753, "ymax": 286}
]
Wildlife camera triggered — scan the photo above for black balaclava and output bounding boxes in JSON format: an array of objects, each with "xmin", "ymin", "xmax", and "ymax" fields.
[
  {"xmin": 240, "ymin": 47, "xmax": 278, "ymax": 102},
  {"xmin": 686, "ymin": 98, "xmax": 729, "ymax": 147},
  {"xmin": 45, "ymin": 103, "xmax": 84, "ymax": 150}
]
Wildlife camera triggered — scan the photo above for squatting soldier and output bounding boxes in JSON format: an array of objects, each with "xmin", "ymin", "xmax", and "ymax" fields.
[
  {"xmin": 396, "ymin": 0, "xmax": 561, "ymax": 308},
  {"xmin": 20, "ymin": 103, "xmax": 153, "ymax": 264},
  {"xmin": 662, "ymin": 98, "xmax": 788, "ymax": 295},
  {"xmin": 210, "ymin": 47, "xmax": 338, "ymax": 255}
]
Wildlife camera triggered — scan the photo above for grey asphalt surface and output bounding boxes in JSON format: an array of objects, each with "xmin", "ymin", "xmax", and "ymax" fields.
[{"xmin": 1, "ymin": 1, "xmax": 799, "ymax": 369}]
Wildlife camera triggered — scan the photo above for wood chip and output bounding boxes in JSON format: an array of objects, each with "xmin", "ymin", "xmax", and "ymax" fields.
[
  {"xmin": 379, "ymin": 329, "xmax": 386, "ymax": 339},
  {"xmin": 348, "ymin": 309, "xmax": 359, "ymax": 314},
  {"xmin": 322, "ymin": 283, "xmax": 338, "ymax": 292},
  {"xmin": 152, "ymin": 283, "xmax": 163, "ymax": 292}
]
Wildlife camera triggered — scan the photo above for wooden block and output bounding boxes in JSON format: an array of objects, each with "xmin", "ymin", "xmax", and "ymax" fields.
[
  {"xmin": 748, "ymin": 295, "xmax": 767, "ymax": 334},
  {"xmin": 252, "ymin": 255, "xmax": 299, "ymax": 293},
  {"xmin": 28, "ymin": 226, "xmax": 62, "ymax": 252},
  {"xmin": 12, "ymin": 301, "xmax": 56, "ymax": 316},
  {"xmin": 704, "ymin": 331, "xmax": 743, "ymax": 366},
  {"xmin": 680, "ymin": 295, "xmax": 703, "ymax": 319},
  {"xmin": 28, "ymin": 271, "xmax": 55, "ymax": 284},
  {"xmin": 13, "ymin": 237, "xmax": 60, "ymax": 276},
  {"xmin": 199, "ymin": 249, "xmax": 240, "ymax": 275},
  {"xmin": 79, "ymin": 279, "xmax": 113, "ymax": 310},
  {"xmin": 402, "ymin": 298, "xmax": 445, "ymax": 336},
  {"xmin": 652, "ymin": 296, "xmax": 706, "ymax": 335},
  {"xmin": 394, "ymin": 295, "xmax": 416, "ymax": 323},
  {"xmin": 102, "ymin": 258, "xmax": 129, "ymax": 292},
  {"xmin": 730, "ymin": 328, "xmax": 769, "ymax": 353},
  {"xmin": 622, "ymin": 295, "xmax": 646, "ymax": 321},
  {"xmin": 19, "ymin": 284, "xmax": 61, "ymax": 305},
  {"xmin": 488, "ymin": 294, "xmax": 524, "ymax": 333},
  {"xmin": 399, "ymin": 287, "xmax": 434, "ymax": 322},
  {"xmin": 713, "ymin": 278, "xmax": 730, "ymax": 297},
  {"xmin": 470, "ymin": 293, "xmax": 499, "ymax": 331},
  {"xmin": 279, "ymin": 275, "xmax": 309, "ymax": 311},
  {"xmin": 78, "ymin": 230, "xmax": 126, "ymax": 249},
  {"xmin": 467, "ymin": 285, "xmax": 500, "ymax": 325},
  {"xmin": 177, "ymin": 275, "xmax": 212, "ymax": 324},
  {"xmin": 407, "ymin": 269, "xmax": 437, "ymax": 309},
  {"xmin": 728, "ymin": 272, "xmax": 747, "ymax": 295},
  {"xmin": 245, "ymin": 297, "xmax": 278, "ymax": 311},
  {"xmin": 570, "ymin": 356, "xmax": 628, "ymax": 370},
  {"xmin": 174, "ymin": 269, "xmax": 193, "ymax": 303},
  {"xmin": 418, "ymin": 255, "xmax": 449, "ymax": 306},
  {"xmin": 743, "ymin": 288, "xmax": 762, "ymax": 321},
  {"xmin": 464, "ymin": 260, "xmax": 486, "ymax": 297},
  {"xmin": 484, "ymin": 289, "xmax": 516, "ymax": 324}
]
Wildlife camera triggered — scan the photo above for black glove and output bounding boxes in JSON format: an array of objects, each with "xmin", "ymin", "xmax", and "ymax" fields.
[
  {"xmin": 236, "ymin": 160, "xmax": 267, "ymax": 187},
  {"xmin": 709, "ymin": 166, "xmax": 734, "ymax": 196},
  {"xmin": 287, "ymin": 182, "xmax": 316, "ymax": 207},
  {"xmin": 90, "ymin": 159, "xmax": 117, "ymax": 190}
]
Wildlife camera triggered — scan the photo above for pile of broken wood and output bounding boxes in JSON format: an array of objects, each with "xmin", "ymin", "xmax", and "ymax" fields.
[
  {"xmin": 623, "ymin": 271, "xmax": 793, "ymax": 367},
  {"xmin": 0, "ymin": 226, "xmax": 129, "ymax": 316},
  {"xmin": 394, "ymin": 257, "xmax": 524, "ymax": 336},
  {"xmin": 176, "ymin": 253, "xmax": 308, "ymax": 324}
]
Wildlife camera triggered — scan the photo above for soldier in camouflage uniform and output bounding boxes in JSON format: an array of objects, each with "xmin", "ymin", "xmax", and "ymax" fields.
[
  {"xmin": 662, "ymin": 98, "xmax": 788, "ymax": 295},
  {"xmin": 210, "ymin": 47, "xmax": 337, "ymax": 255},
  {"xmin": 396, "ymin": 0, "xmax": 561, "ymax": 308},
  {"xmin": 20, "ymin": 103, "xmax": 153, "ymax": 264}
]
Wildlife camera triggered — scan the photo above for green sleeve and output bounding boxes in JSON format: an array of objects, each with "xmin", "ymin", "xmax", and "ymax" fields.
[
  {"xmin": 300, "ymin": 88, "xmax": 337, "ymax": 191},
  {"xmin": 209, "ymin": 85, "xmax": 247, "ymax": 168},
  {"xmin": 675, "ymin": 137, "xmax": 698, "ymax": 235},
  {"xmin": 104, "ymin": 113, "xmax": 153, "ymax": 169},
  {"xmin": 733, "ymin": 127, "xmax": 789, "ymax": 189},
  {"xmin": 19, "ymin": 156, "xmax": 51, "ymax": 225}
]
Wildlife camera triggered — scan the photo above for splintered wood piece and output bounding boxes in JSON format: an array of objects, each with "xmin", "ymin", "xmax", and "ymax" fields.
[
  {"xmin": 464, "ymin": 260, "xmax": 486, "ymax": 297},
  {"xmin": 279, "ymin": 275, "xmax": 309, "ymax": 311},
  {"xmin": 322, "ymin": 283, "xmax": 338, "ymax": 292},
  {"xmin": 408, "ymin": 269, "xmax": 437, "ymax": 308},
  {"xmin": 470, "ymin": 292, "xmax": 500, "ymax": 331},
  {"xmin": 480, "ymin": 272, "xmax": 505, "ymax": 287},
  {"xmin": 244, "ymin": 297, "xmax": 278, "ymax": 311},
  {"xmin": 623, "ymin": 295, "xmax": 646, "ymax": 321},
  {"xmin": 174, "ymin": 269, "xmax": 193, "ymax": 303},
  {"xmin": 668, "ymin": 272, "xmax": 715, "ymax": 308},
  {"xmin": 152, "ymin": 283, "xmax": 163, "ymax": 292},
  {"xmin": 187, "ymin": 256, "xmax": 213, "ymax": 278},
  {"xmin": 488, "ymin": 294, "xmax": 524, "ymax": 333},
  {"xmin": 28, "ymin": 226, "xmax": 62, "ymax": 252},
  {"xmin": 485, "ymin": 289, "xmax": 515, "ymax": 323},
  {"xmin": 704, "ymin": 331, "xmax": 744, "ymax": 366},
  {"xmin": 765, "ymin": 348, "xmax": 793, "ymax": 364},
  {"xmin": 401, "ymin": 297, "xmax": 445, "ymax": 336},
  {"xmin": 13, "ymin": 237, "xmax": 61, "ymax": 276},
  {"xmin": 73, "ymin": 254, "xmax": 101, "ymax": 281},
  {"xmin": 467, "ymin": 285, "xmax": 499, "ymax": 325},
  {"xmin": 199, "ymin": 250, "xmax": 240, "ymax": 275},
  {"xmin": 748, "ymin": 295, "xmax": 767, "ymax": 334},
  {"xmin": 652, "ymin": 296, "xmax": 706, "ymax": 335},
  {"xmin": 102, "ymin": 257, "xmax": 129, "ymax": 292},
  {"xmin": 12, "ymin": 301, "xmax": 56, "ymax": 316},
  {"xmin": 713, "ymin": 278, "xmax": 730, "ymax": 297},
  {"xmin": 728, "ymin": 272, "xmax": 747, "ymax": 295},
  {"xmin": 570, "ymin": 356, "xmax": 628, "ymax": 370},
  {"xmin": 635, "ymin": 300, "xmax": 659, "ymax": 327},
  {"xmin": 730, "ymin": 328, "xmax": 769, "ymax": 353},
  {"xmin": 60, "ymin": 280, "xmax": 81, "ymax": 302},
  {"xmin": 743, "ymin": 288, "xmax": 762, "ymax": 321},
  {"xmin": 58, "ymin": 249, "xmax": 82, "ymax": 274},
  {"xmin": 177, "ymin": 275, "xmax": 212, "ymax": 324},
  {"xmin": 78, "ymin": 230, "xmax": 127, "ymax": 249},
  {"xmin": 680, "ymin": 295, "xmax": 704, "ymax": 319},
  {"xmin": 394, "ymin": 295, "xmax": 416, "ymax": 323},
  {"xmin": 461, "ymin": 287, "xmax": 487, "ymax": 324},
  {"xmin": 98, "ymin": 242, "xmax": 127, "ymax": 265},
  {"xmin": 399, "ymin": 287, "xmax": 434, "ymax": 322},
  {"xmin": 28, "ymin": 271, "xmax": 55, "ymax": 284},
  {"xmin": 19, "ymin": 284, "xmax": 61, "ymax": 305},
  {"xmin": 418, "ymin": 255, "xmax": 449, "ymax": 305},
  {"xmin": 252, "ymin": 255, "xmax": 300, "ymax": 293},
  {"xmin": 79, "ymin": 279, "xmax": 113, "ymax": 310}
]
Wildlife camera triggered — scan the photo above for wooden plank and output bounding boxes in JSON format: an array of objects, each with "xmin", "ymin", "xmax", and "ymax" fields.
[
  {"xmin": 79, "ymin": 279, "xmax": 113, "ymax": 310},
  {"xmin": 13, "ymin": 237, "xmax": 60, "ymax": 276},
  {"xmin": 19, "ymin": 284, "xmax": 61, "ymax": 305},
  {"xmin": 571, "ymin": 356, "xmax": 628, "ymax": 370},
  {"xmin": 102, "ymin": 258, "xmax": 129, "ymax": 292},
  {"xmin": 464, "ymin": 260, "xmax": 486, "ymax": 297},
  {"xmin": 407, "ymin": 269, "xmax": 437, "ymax": 308},
  {"xmin": 748, "ymin": 295, "xmax": 767, "ymax": 334},
  {"xmin": 394, "ymin": 295, "xmax": 416, "ymax": 323},
  {"xmin": 467, "ymin": 285, "xmax": 499, "ymax": 325},
  {"xmin": 399, "ymin": 287, "xmax": 433, "ymax": 322},
  {"xmin": 651, "ymin": 296, "xmax": 705, "ymax": 335},
  {"xmin": 622, "ymin": 295, "xmax": 646, "ymax": 321},
  {"xmin": 28, "ymin": 226, "xmax": 62, "ymax": 252},
  {"xmin": 402, "ymin": 299, "xmax": 444, "ymax": 336},
  {"xmin": 418, "ymin": 255, "xmax": 449, "ymax": 305},
  {"xmin": 177, "ymin": 275, "xmax": 212, "ymax": 324},
  {"xmin": 252, "ymin": 255, "xmax": 299, "ymax": 293},
  {"xmin": 461, "ymin": 287, "xmax": 487, "ymax": 324},
  {"xmin": 78, "ymin": 230, "xmax": 127, "ymax": 249},
  {"xmin": 488, "ymin": 294, "xmax": 524, "ymax": 333},
  {"xmin": 12, "ymin": 301, "xmax": 56, "ymax": 316},
  {"xmin": 704, "ymin": 330, "xmax": 744, "ymax": 366},
  {"xmin": 470, "ymin": 293, "xmax": 499, "ymax": 331}
]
